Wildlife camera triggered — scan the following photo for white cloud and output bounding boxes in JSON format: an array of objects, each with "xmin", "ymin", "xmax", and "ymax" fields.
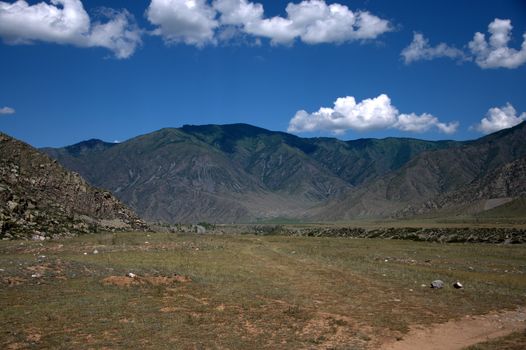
[
  {"xmin": 0, "ymin": 0, "xmax": 142, "ymax": 59},
  {"xmin": 401, "ymin": 33, "xmax": 468, "ymax": 64},
  {"xmin": 147, "ymin": 0, "xmax": 391, "ymax": 46},
  {"xmin": 472, "ymin": 103, "xmax": 526, "ymax": 134},
  {"xmin": 146, "ymin": 0, "xmax": 218, "ymax": 47},
  {"xmin": 288, "ymin": 94, "xmax": 458, "ymax": 135},
  {"xmin": 0, "ymin": 106, "xmax": 15, "ymax": 114},
  {"xmin": 402, "ymin": 19, "xmax": 526, "ymax": 69},
  {"xmin": 247, "ymin": 0, "xmax": 391, "ymax": 45},
  {"xmin": 468, "ymin": 18, "xmax": 526, "ymax": 69},
  {"xmin": 395, "ymin": 113, "xmax": 458, "ymax": 134},
  {"xmin": 213, "ymin": 0, "xmax": 262, "ymax": 26}
]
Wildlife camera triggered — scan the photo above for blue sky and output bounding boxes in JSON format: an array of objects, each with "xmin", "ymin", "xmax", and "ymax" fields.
[{"xmin": 0, "ymin": 0, "xmax": 525, "ymax": 147}]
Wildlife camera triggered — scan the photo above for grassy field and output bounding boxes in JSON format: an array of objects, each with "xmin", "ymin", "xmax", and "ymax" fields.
[{"xmin": 1, "ymin": 232, "xmax": 525, "ymax": 349}]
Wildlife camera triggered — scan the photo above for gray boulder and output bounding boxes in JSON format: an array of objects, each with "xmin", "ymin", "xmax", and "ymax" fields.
[{"xmin": 431, "ymin": 280, "xmax": 444, "ymax": 289}]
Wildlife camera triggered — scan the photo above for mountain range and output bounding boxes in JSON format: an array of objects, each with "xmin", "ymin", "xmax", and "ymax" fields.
[{"xmin": 41, "ymin": 122, "xmax": 526, "ymax": 223}]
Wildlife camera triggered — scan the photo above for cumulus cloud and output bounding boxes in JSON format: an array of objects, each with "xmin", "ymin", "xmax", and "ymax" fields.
[
  {"xmin": 394, "ymin": 113, "xmax": 458, "ymax": 134},
  {"xmin": 401, "ymin": 33, "xmax": 468, "ymax": 64},
  {"xmin": 146, "ymin": 0, "xmax": 218, "ymax": 46},
  {"xmin": 147, "ymin": 0, "xmax": 391, "ymax": 46},
  {"xmin": 0, "ymin": 106, "xmax": 15, "ymax": 114},
  {"xmin": 0, "ymin": 0, "xmax": 142, "ymax": 59},
  {"xmin": 288, "ymin": 94, "xmax": 458, "ymax": 135},
  {"xmin": 246, "ymin": 0, "xmax": 391, "ymax": 45},
  {"xmin": 468, "ymin": 18, "xmax": 526, "ymax": 69},
  {"xmin": 472, "ymin": 103, "xmax": 526, "ymax": 134},
  {"xmin": 402, "ymin": 18, "xmax": 526, "ymax": 69}
]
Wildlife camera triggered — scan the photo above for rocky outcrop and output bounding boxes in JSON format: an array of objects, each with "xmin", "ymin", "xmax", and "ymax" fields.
[{"xmin": 0, "ymin": 132, "xmax": 148, "ymax": 240}]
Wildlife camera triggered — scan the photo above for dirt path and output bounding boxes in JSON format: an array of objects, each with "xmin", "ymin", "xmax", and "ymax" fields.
[{"xmin": 381, "ymin": 307, "xmax": 526, "ymax": 350}]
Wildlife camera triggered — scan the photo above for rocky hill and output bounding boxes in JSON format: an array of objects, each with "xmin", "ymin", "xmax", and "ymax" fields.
[
  {"xmin": 41, "ymin": 122, "xmax": 526, "ymax": 223},
  {"xmin": 0, "ymin": 132, "xmax": 147, "ymax": 240}
]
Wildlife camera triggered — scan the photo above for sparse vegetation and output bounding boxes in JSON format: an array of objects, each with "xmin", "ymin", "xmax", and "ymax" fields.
[
  {"xmin": 1, "ymin": 232, "xmax": 525, "ymax": 349},
  {"xmin": 464, "ymin": 330, "xmax": 526, "ymax": 350}
]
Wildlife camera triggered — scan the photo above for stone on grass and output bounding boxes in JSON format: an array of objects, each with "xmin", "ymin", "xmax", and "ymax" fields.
[
  {"xmin": 431, "ymin": 280, "xmax": 444, "ymax": 289},
  {"xmin": 453, "ymin": 281, "xmax": 463, "ymax": 289}
]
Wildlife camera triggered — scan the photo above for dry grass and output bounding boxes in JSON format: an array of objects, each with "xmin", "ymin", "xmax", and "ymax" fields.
[
  {"xmin": 0, "ymin": 232, "xmax": 525, "ymax": 349},
  {"xmin": 464, "ymin": 330, "xmax": 526, "ymax": 350}
]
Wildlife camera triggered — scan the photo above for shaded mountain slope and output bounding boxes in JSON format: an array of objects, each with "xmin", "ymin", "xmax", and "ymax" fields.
[
  {"xmin": 399, "ymin": 156, "xmax": 526, "ymax": 217},
  {"xmin": 318, "ymin": 122, "xmax": 526, "ymax": 220},
  {"xmin": 43, "ymin": 123, "xmax": 460, "ymax": 223},
  {"xmin": 0, "ymin": 133, "xmax": 147, "ymax": 239}
]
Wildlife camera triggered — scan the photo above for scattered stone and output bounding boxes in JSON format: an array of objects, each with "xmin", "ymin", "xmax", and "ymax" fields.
[
  {"xmin": 31, "ymin": 234, "xmax": 45, "ymax": 241},
  {"xmin": 453, "ymin": 282, "xmax": 463, "ymax": 289},
  {"xmin": 431, "ymin": 280, "xmax": 444, "ymax": 289},
  {"xmin": 92, "ymin": 249, "xmax": 99, "ymax": 254},
  {"xmin": 103, "ymin": 273, "xmax": 190, "ymax": 287},
  {"xmin": 31, "ymin": 273, "xmax": 42, "ymax": 278},
  {"xmin": 6, "ymin": 200, "xmax": 18, "ymax": 211},
  {"xmin": 194, "ymin": 225, "xmax": 206, "ymax": 234},
  {"xmin": 83, "ymin": 252, "xmax": 88, "ymax": 255}
]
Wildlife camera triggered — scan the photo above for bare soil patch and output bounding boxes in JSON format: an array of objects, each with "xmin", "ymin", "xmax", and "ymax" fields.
[
  {"xmin": 101, "ymin": 274, "xmax": 191, "ymax": 287},
  {"xmin": 381, "ymin": 307, "xmax": 526, "ymax": 350}
]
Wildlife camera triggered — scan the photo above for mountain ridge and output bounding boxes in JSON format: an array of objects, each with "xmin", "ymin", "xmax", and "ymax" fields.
[{"xmin": 41, "ymin": 122, "xmax": 526, "ymax": 223}]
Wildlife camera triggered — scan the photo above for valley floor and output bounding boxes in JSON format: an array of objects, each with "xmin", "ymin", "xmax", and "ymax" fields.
[{"xmin": 1, "ymin": 232, "xmax": 525, "ymax": 349}]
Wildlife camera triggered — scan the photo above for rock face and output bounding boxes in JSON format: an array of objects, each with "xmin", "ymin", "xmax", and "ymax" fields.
[{"xmin": 0, "ymin": 132, "xmax": 148, "ymax": 240}]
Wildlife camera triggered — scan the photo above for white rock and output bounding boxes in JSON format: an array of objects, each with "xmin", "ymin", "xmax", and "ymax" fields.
[
  {"xmin": 93, "ymin": 249, "xmax": 99, "ymax": 254},
  {"xmin": 126, "ymin": 272, "xmax": 137, "ymax": 278}
]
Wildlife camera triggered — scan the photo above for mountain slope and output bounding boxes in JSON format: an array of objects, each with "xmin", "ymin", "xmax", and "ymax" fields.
[
  {"xmin": 0, "ymin": 132, "xmax": 147, "ymax": 239},
  {"xmin": 318, "ymin": 121, "xmax": 526, "ymax": 220},
  {"xmin": 43, "ymin": 123, "xmax": 460, "ymax": 223},
  {"xmin": 399, "ymin": 156, "xmax": 526, "ymax": 217}
]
